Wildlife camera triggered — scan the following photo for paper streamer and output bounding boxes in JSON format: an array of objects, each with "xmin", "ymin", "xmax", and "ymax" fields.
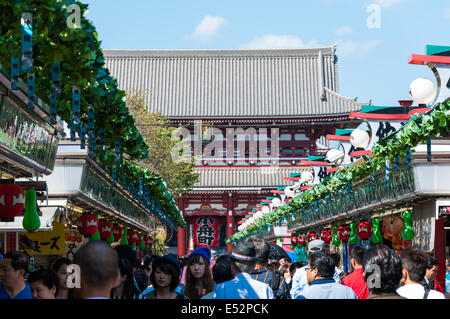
[
  {"xmin": 11, "ymin": 56, "xmax": 20, "ymax": 90},
  {"xmin": 71, "ymin": 86, "xmax": 81, "ymax": 141},
  {"xmin": 21, "ymin": 13, "xmax": 33, "ymax": 72},
  {"xmin": 27, "ymin": 73, "xmax": 35, "ymax": 110}
]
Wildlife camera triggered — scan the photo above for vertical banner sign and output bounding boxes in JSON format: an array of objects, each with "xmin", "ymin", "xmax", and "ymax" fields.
[
  {"xmin": 427, "ymin": 138, "xmax": 431, "ymax": 162},
  {"xmin": 71, "ymin": 86, "xmax": 81, "ymax": 141},
  {"xmin": 114, "ymin": 140, "xmax": 120, "ymax": 163},
  {"xmin": 139, "ymin": 178, "xmax": 143, "ymax": 199},
  {"xmin": 51, "ymin": 62, "xmax": 61, "ymax": 98},
  {"xmin": 21, "ymin": 13, "xmax": 33, "ymax": 72},
  {"xmin": 406, "ymin": 146, "xmax": 411, "ymax": 169},
  {"xmin": 99, "ymin": 129, "xmax": 105, "ymax": 152},
  {"xmin": 50, "ymin": 62, "xmax": 61, "ymax": 124},
  {"xmin": 50, "ymin": 96, "xmax": 57, "ymax": 124},
  {"xmin": 88, "ymin": 106, "xmax": 95, "ymax": 156},
  {"xmin": 27, "ymin": 73, "xmax": 35, "ymax": 110},
  {"xmin": 193, "ymin": 216, "xmax": 219, "ymax": 248},
  {"xmin": 80, "ymin": 125, "xmax": 86, "ymax": 149},
  {"xmin": 11, "ymin": 56, "xmax": 20, "ymax": 90}
]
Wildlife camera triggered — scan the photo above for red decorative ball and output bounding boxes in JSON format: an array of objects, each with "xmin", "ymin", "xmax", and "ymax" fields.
[
  {"xmin": 127, "ymin": 229, "xmax": 139, "ymax": 244},
  {"xmin": 338, "ymin": 225, "xmax": 350, "ymax": 242},
  {"xmin": 112, "ymin": 224, "xmax": 123, "ymax": 242},
  {"xmin": 99, "ymin": 220, "xmax": 113, "ymax": 240},
  {"xmin": 357, "ymin": 220, "xmax": 373, "ymax": 240},
  {"xmin": 290, "ymin": 235, "xmax": 298, "ymax": 247},
  {"xmin": 77, "ymin": 213, "xmax": 98, "ymax": 236},
  {"xmin": 308, "ymin": 232, "xmax": 319, "ymax": 242},
  {"xmin": 298, "ymin": 235, "xmax": 307, "ymax": 246},
  {"xmin": 0, "ymin": 183, "xmax": 25, "ymax": 221},
  {"xmin": 320, "ymin": 229, "xmax": 332, "ymax": 243}
]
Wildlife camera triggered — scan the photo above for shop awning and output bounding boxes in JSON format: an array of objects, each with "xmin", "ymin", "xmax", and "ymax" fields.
[{"xmin": 0, "ymin": 206, "xmax": 61, "ymax": 232}]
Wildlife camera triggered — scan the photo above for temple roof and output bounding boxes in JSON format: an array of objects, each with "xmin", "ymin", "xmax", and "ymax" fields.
[
  {"xmin": 103, "ymin": 47, "xmax": 367, "ymax": 119},
  {"xmin": 190, "ymin": 166, "xmax": 312, "ymax": 191}
]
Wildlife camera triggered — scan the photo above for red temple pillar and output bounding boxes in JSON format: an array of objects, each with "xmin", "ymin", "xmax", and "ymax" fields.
[
  {"xmin": 434, "ymin": 218, "xmax": 446, "ymax": 293},
  {"xmin": 226, "ymin": 192, "xmax": 235, "ymax": 253},
  {"xmin": 177, "ymin": 198, "xmax": 186, "ymax": 257}
]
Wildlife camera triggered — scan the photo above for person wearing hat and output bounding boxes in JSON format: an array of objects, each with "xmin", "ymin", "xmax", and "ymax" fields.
[
  {"xmin": 141, "ymin": 255, "xmax": 186, "ymax": 299},
  {"xmin": 183, "ymin": 247, "xmax": 214, "ymax": 299},
  {"xmin": 290, "ymin": 239, "xmax": 340, "ymax": 299},
  {"xmin": 212, "ymin": 241, "xmax": 275, "ymax": 299}
]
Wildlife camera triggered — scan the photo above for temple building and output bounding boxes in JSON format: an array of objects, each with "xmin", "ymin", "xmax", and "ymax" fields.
[{"xmin": 103, "ymin": 46, "xmax": 368, "ymax": 255}]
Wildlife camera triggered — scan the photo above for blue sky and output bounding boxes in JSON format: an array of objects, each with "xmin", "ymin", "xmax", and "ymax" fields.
[{"xmin": 83, "ymin": 0, "xmax": 450, "ymax": 106}]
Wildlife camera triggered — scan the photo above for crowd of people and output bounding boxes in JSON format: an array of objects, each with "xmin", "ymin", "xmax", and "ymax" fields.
[{"xmin": 0, "ymin": 237, "xmax": 449, "ymax": 299}]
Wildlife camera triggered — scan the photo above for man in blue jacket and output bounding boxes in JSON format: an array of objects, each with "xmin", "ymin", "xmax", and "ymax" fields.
[{"xmin": 296, "ymin": 251, "xmax": 356, "ymax": 299}]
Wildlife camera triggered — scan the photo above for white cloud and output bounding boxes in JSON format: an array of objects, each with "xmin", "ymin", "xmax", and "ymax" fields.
[
  {"xmin": 240, "ymin": 34, "xmax": 319, "ymax": 49},
  {"xmin": 335, "ymin": 39, "xmax": 383, "ymax": 57},
  {"xmin": 190, "ymin": 15, "xmax": 227, "ymax": 39},
  {"xmin": 370, "ymin": 0, "xmax": 404, "ymax": 8},
  {"xmin": 444, "ymin": 7, "xmax": 450, "ymax": 19},
  {"xmin": 335, "ymin": 26, "xmax": 353, "ymax": 36}
]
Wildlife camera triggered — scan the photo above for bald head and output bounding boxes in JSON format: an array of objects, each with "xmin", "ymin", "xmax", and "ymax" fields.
[{"xmin": 74, "ymin": 240, "xmax": 119, "ymax": 289}]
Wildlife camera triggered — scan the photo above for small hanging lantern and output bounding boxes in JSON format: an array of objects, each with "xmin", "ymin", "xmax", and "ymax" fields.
[
  {"xmin": 77, "ymin": 213, "xmax": 98, "ymax": 237},
  {"xmin": 290, "ymin": 235, "xmax": 298, "ymax": 249},
  {"xmin": 338, "ymin": 225, "xmax": 350, "ymax": 242},
  {"xmin": 22, "ymin": 188, "xmax": 40, "ymax": 232},
  {"xmin": 99, "ymin": 220, "xmax": 113, "ymax": 240},
  {"xmin": 112, "ymin": 224, "xmax": 123, "ymax": 242},
  {"xmin": 320, "ymin": 229, "xmax": 332, "ymax": 243},
  {"xmin": 356, "ymin": 220, "xmax": 373, "ymax": 240},
  {"xmin": 120, "ymin": 227, "xmax": 129, "ymax": 245},
  {"xmin": 307, "ymin": 232, "xmax": 319, "ymax": 242},
  {"xmin": 0, "ymin": 183, "xmax": 25, "ymax": 221},
  {"xmin": 298, "ymin": 235, "xmax": 307, "ymax": 247}
]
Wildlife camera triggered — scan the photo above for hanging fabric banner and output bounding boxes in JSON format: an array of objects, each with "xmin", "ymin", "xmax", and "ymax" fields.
[
  {"xmin": 71, "ymin": 86, "xmax": 81, "ymax": 141},
  {"xmin": 99, "ymin": 129, "xmax": 105, "ymax": 152},
  {"xmin": 27, "ymin": 73, "xmax": 35, "ymax": 110},
  {"xmin": 11, "ymin": 56, "xmax": 20, "ymax": 90},
  {"xmin": 80, "ymin": 125, "xmax": 86, "ymax": 149},
  {"xmin": 193, "ymin": 216, "xmax": 219, "ymax": 248},
  {"xmin": 21, "ymin": 13, "xmax": 33, "ymax": 72}
]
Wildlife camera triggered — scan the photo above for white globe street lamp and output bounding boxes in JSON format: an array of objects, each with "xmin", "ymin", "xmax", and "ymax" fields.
[
  {"xmin": 350, "ymin": 129, "xmax": 370, "ymax": 149},
  {"xmin": 409, "ymin": 78, "xmax": 436, "ymax": 106}
]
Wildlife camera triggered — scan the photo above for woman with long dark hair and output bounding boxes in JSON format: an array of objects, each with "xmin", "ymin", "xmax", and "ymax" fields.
[
  {"xmin": 183, "ymin": 247, "xmax": 214, "ymax": 299},
  {"xmin": 52, "ymin": 257, "xmax": 73, "ymax": 299},
  {"xmin": 111, "ymin": 245, "xmax": 139, "ymax": 299}
]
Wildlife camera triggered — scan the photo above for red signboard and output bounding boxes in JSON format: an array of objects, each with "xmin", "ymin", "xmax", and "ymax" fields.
[{"xmin": 193, "ymin": 216, "xmax": 219, "ymax": 248}]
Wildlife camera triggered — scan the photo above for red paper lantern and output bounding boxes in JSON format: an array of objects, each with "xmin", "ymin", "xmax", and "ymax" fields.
[
  {"xmin": 308, "ymin": 232, "xmax": 319, "ymax": 242},
  {"xmin": 112, "ymin": 224, "xmax": 123, "ymax": 242},
  {"xmin": 77, "ymin": 213, "xmax": 98, "ymax": 236},
  {"xmin": 99, "ymin": 220, "xmax": 113, "ymax": 240},
  {"xmin": 338, "ymin": 225, "xmax": 350, "ymax": 242},
  {"xmin": 290, "ymin": 235, "xmax": 298, "ymax": 248},
  {"xmin": 0, "ymin": 183, "xmax": 25, "ymax": 221},
  {"xmin": 298, "ymin": 235, "xmax": 307, "ymax": 246},
  {"xmin": 145, "ymin": 236, "xmax": 154, "ymax": 248},
  {"xmin": 320, "ymin": 229, "xmax": 332, "ymax": 243},
  {"xmin": 127, "ymin": 229, "xmax": 139, "ymax": 245},
  {"xmin": 136, "ymin": 233, "xmax": 142, "ymax": 245},
  {"xmin": 357, "ymin": 220, "xmax": 373, "ymax": 240}
]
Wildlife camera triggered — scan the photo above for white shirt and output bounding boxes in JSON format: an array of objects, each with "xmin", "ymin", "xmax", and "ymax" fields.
[
  {"xmin": 212, "ymin": 272, "xmax": 275, "ymax": 299},
  {"xmin": 290, "ymin": 265, "xmax": 340, "ymax": 299},
  {"xmin": 396, "ymin": 283, "xmax": 445, "ymax": 299}
]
